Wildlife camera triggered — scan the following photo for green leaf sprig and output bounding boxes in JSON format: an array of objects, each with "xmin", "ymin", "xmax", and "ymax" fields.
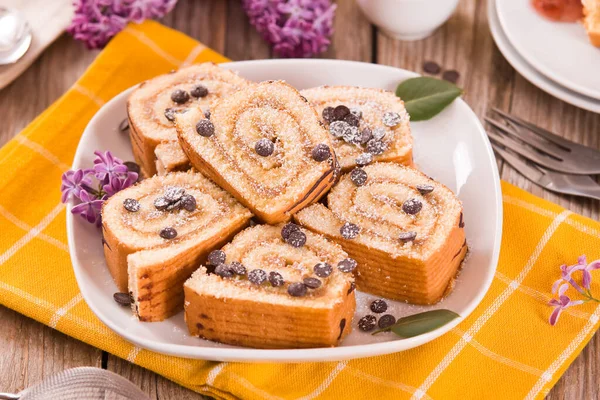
[
  {"xmin": 395, "ymin": 77, "xmax": 463, "ymax": 122},
  {"xmin": 372, "ymin": 309, "xmax": 460, "ymax": 338}
]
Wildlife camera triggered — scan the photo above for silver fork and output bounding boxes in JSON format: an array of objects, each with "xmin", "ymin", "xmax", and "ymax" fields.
[
  {"xmin": 485, "ymin": 108, "xmax": 600, "ymax": 175},
  {"xmin": 491, "ymin": 143, "xmax": 600, "ymax": 200}
]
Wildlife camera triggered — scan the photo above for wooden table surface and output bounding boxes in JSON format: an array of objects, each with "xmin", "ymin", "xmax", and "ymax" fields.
[{"xmin": 1, "ymin": 0, "xmax": 598, "ymax": 398}]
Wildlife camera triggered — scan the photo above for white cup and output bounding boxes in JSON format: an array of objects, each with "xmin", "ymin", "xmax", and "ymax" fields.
[{"xmin": 356, "ymin": 0, "xmax": 460, "ymax": 41}]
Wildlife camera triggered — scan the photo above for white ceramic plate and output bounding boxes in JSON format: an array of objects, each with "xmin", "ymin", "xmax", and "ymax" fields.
[
  {"xmin": 67, "ymin": 59, "xmax": 502, "ymax": 362},
  {"xmin": 496, "ymin": 0, "xmax": 600, "ymax": 100}
]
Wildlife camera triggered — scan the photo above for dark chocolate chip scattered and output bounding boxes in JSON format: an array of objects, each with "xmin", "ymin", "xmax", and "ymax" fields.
[
  {"xmin": 356, "ymin": 153, "xmax": 373, "ymax": 166},
  {"xmin": 204, "ymin": 109, "xmax": 211, "ymax": 119},
  {"xmin": 288, "ymin": 282, "xmax": 307, "ymax": 297},
  {"xmin": 287, "ymin": 230, "xmax": 307, "ymax": 248},
  {"xmin": 442, "ymin": 70, "xmax": 460, "ymax": 84},
  {"xmin": 343, "ymin": 113, "xmax": 360, "ymax": 127},
  {"xmin": 358, "ymin": 315, "xmax": 377, "ymax": 332},
  {"xmin": 215, "ymin": 263, "xmax": 234, "ymax": 278},
  {"xmin": 248, "ymin": 269, "xmax": 267, "ymax": 285},
  {"xmin": 416, "ymin": 184, "xmax": 435, "ymax": 195},
  {"xmin": 342, "ymin": 125, "xmax": 362, "ymax": 144},
  {"xmin": 123, "ymin": 198, "xmax": 140, "ymax": 212},
  {"xmin": 347, "ymin": 281, "xmax": 356, "ymax": 295},
  {"xmin": 166, "ymin": 200, "xmax": 182, "ymax": 211},
  {"xmin": 196, "ymin": 119, "xmax": 215, "ymax": 137},
  {"xmin": 333, "ymin": 105, "xmax": 350, "ymax": 121},
  {"xmin": 322, "ymin": 106, "xmax": 335, "ymax": 122},
  {"xmin": 378, "ymin": 314, "xmax": 397, "ymax": 329},
  {"xmin": 459, "ymin": 212, "xmax": 465, "ymax": 228},
  {"xmin": 350, "ymin": 107, "xmax": 362, "ymax": 119},
  {"xmin": 311, "ymin": 144, "xmax": 331, "ymax": 162},
  {"xmin": 230, "ymin": 261, "xmax": 247, "ymax": 276},
  {"xmin": 281, "ymin": 223, "xmax": 300, "ymax": 240},
  {"xmin": 360, "ymin": 128, "xmax": 372, "ymax": 144},
  {"xmin": 402, "ymin": 198, "xmax": 423, "ymax": 215},
  {"xmin": 340, "ymin": 222, "xmax": 360, "ymax": 239},
  {"xmin": 329, "ymin": 120, "xmax": 351, "ymax": 138},
  {"xmin": 399, "ymin": 231, "xmax": 417, "ymax": 243},
  {"xmin": 303, "ymin": 277, "xmax": 322, "ymax": 289},
  {"xmin": 159, "ymin": 227, "xmax": 177, "ymax": 239},
  {"xmin": 338, "ymin": 258, "xmax": 357, "ymax": 273},
  {"xmin": 350, "ymin": 168, "xmax": 368, "ymax": 186},
  {"xmin": 423, "ymin": 61, "xmax": 441, "ymax": 74},
  {"xmin": 124, "ymin": 161, "xmax": 140, "ymax": 175},
  {"xmin": 119, "ymin": 119, "xmax": 129, "ymax": 131},
  {"xmin": 207, "ymin": 249, "xmax": 226, "ymax": 266},
  {"xmin": 255, "ymin": 138, "xmax": 275, "ymax": 157},
  {"xmin": 268, "ymin": 271, "xmax": 285, "ymax": 287},
  {"xmin": 366, "ymin": 139, "xmax": 388, "ymax": 155},
  {"xmin": 164, "ymin": 186, "xmax": 185, "ymax": 202},
  {"xmin": 171, "ymin": 89, "xmax": 190, "ymax": 104},
  {"xmin": 154, "ymin": 196, "xmax": 169, "ymax": 211},
  {"xmin": 191, "ymin": 85, "xmax": 209, "ymax": 98},
  {"xmin": 338, "ymin": 318, "xmax": 347, "ymax": 340},
  {"xmin": 382, "ymin": 111, "xmax": 402, "ymax": 127},
  {"xmin": 314, "ymin": 262, "xmax": 333, "ymax": 278},
  {"xmin": 113, "ymin": 292, "xmax": 132, "ymax": 306},
  {"xmin": 181, "ymin": 194, "xmax": 197, "ymax": 211},
  {"xmin": 372, "ymin": 127, "xmax": 386, "ymax": 141},
  {"xmin": 164, "ymin": 108, "xmax": 176, "ymax": 122},
  {"xmin": 370, "ymin": 299, "xmax": 388, "ymax": 314}
]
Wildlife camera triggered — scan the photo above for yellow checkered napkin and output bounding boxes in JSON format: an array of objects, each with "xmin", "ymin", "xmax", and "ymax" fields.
[{"xmin": 1, "ymin": 21, "xmax": 599, "ymax": 400}]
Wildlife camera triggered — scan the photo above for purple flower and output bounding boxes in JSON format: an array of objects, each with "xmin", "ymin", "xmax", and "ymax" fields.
[
  {"xmin": 71, "ymin": 190, "xmax": 105, "ymax": 226},
  {"xmin": 579, "ymin": 255, "xmax": 600, "ymax": 290},
  {"xmin": 60, "ymin": 169, "xmax": 93, "ymax": 203},
  {"xmin": 93, "ymin": 150, "xmax": 129, "ymax": 182},
  {"xmin": 242, "ymin": 0, "xmax": 336, "ymax": 58},
  {"xmin": 548, "ymin": 283, "xmax": 584, "ymax": 326},
  {"xmin": 103, "ymin": 172, "xmax": 138, "ymax": 197},
  {"xmin": 552, "ymin": 262, "xmax": 586, "ymax": 295}
]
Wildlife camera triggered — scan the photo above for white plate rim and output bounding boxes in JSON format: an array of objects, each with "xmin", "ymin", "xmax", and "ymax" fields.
[{"xmin": 67, "ymin": 59, "xmax": 503, "ymax": 362}]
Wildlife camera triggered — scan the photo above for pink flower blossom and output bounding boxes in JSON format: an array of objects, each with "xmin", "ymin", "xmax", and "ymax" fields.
[
  {"xmin": 60, "ymin": 169, "xmax": 93, "ymax": 203},
  {"xmin": 71, "ymin": 190, "xmax": 105, "ymax": 226}
]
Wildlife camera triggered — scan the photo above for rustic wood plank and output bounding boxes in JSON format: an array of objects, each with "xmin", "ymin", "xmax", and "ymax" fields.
[
  {"xmin": 224, "ymin": 0, "xmax": 271, "ymax": 61},
  {"xmin": 322, "ymin": 0, "xmax": 373, "ymax": 61}
]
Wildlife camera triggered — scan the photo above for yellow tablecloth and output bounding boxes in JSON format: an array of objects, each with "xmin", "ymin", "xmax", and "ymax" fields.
[{"xmin": 1, "ymin": 21, "xmax": 599, "ymax": 400}]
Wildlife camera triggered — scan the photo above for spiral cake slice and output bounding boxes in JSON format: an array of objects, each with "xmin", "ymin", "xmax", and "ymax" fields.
[
  {"xmin": 127, "ymin": 63, "xmax": 249, "ymax": 176},
  {"xmin": 102, "ymin": 171, "xmax": 252, "ymax": 322},
  {"xmin": 295, "ymin": 163, "xmax": 466, "ymax": 305},
  {"xmin": 176, "ymin": 80, "xmax": 338, "ymax": 224},
  {"xmin": 301, "ymin": 86, "xmax": 413, "ymax": 171},
  {"xmin": 184, "ymin": 224, "xmax": 355, "ymax": 348}
]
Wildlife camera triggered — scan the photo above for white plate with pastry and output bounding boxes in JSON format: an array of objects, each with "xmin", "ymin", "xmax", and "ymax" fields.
[
  {"xmin": 495, "ymin": 0, "xmax": 600, "ymax": 100},
  {"xmin": 67, "ymin": 59, "xmax": 502, "ymax": 362}
]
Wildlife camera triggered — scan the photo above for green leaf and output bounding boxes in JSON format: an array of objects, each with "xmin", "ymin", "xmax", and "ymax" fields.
[
  {"xmin": 372, "ymin": 309, "xmax": 460, "ymax": 338},
  {"xmin": 395, "ymin": 77, "xmax": 463, "ymax": 121}
]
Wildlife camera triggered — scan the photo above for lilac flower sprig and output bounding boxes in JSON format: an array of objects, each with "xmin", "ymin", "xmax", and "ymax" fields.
[
  {"xmin": 242, "ymin": 0, "xmax": 337, "ymax": 58},
  {"xmin": 548, "ymin": 255, "xmax": 600, "ymax": 326},
  {"xmin": 61, "ymin": 151, "xmax": 138, "ymax": 226},
  {"xmin": 68, "ymin": 0, "xmax": 178, "ymax": 49}
]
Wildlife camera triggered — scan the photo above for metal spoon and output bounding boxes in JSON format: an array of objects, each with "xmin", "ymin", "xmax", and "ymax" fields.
[{"xmin": 0, "ymin": 7, "xmax": 32, "ymax": 65}]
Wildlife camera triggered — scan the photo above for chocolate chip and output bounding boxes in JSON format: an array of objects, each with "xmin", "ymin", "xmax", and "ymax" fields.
[
  {"xmin": 459, "ymin": 212, "xmax": 465, "ymax": 228},
  {"xmin": 171, "ymin": 89, "xmax": 190, "ymax": 104},
  {"xmin": 287, "ymin": 282, "xmax": 307, "ymax": 297},
  {"xmin": 160, "ymin": 227, "xmax": 177, "ymax": 239},
  {"xmin": 119, "ymin": 119, "xmax": 129, "ymax": 131},
  {"xmin": 248, "ymin": 269, "xmax": 267, "ymax": 285},
  {"xmin": 204, "ymin": 109, "xmax": 211, "ymax": 119},
  {"xmin": 268, "ymin": 271, "xmax": 285, "ymax": 287},
  {"xmin": 338, "ymin": 258, "xmax": 357, "ymax": 273},
  {"xmin": 196, "ymin": 119, "xmax": 215, "ymax": 137},
  {"xmin": 312, "ymin": 144, "xmax": 331, "ymax": 162},
  {"xmin": 356, "ymin": 153, "xmax": 373, "ymax": 166},
  {"xmin": 343, "ymin": 113, "xmax": 360, "ymax": 127},
  {"xmin": 215, "ymin": 263, "xmax": 233, "ymax": 278},
  {"xmin": 322, "ymin": 106, "xmax": 335, "ymax": 122},
  {"xmin": 314, "ymin": 262, "xmax": 332, "ymax": 278},
  {"xmin": 154, "ymin": 196, "xmax": 169, "ymax": 211},
  {"xmin": 113, "ymin": 292, "xmax": 132, "ymax": 306},
  {"xmin": 360, "ymin": 128, "xmax": 372, "ymax": 144},
  {"xmin": 255, "ymin": 138, "xmax": 275, "ymax": 157},
  {"xmin": 333, "ymin": 105, "xmax": 350, "ymax": 120},
  {"xmin": 281, "ymin": 223, "xmax": 300, "ymax": 240},
  {"xmin": 123, "ymin": 198, "xmax": 140, "ymax": 212},
  {"xmin": 370, "ymin": 299, "xmax": 388, "ymax": 313},
  {"xmin": 164, "ymin": 108, "xmax": 176, "ymax": 122},
  {"xmin": 399, "ymin": 231, "xmax": 417, "ymax": 242},
  {"xmin": 287, "ymin": 230, "xmax": 307, "ymax": 248},
  {"xmin": 366, "ymin": 139, "xmax": 388, "ymax": 155},
  {"xmin": 378, "ymin": 314, "xmax": 397, "ymax": 329},
  {"xmin": 340, "ymin": 222, "xmax": 360, "ymax": 239},
  {"xmin": 347, "ymin": 281, "xmax": 356, "ymax": 295},
  {"xmin": 402, "ymin": 198, "xmax": 423, "ymax": 215},
  {"xmin": 164, "ymin": 186, "xmax": 185, "ymax": 202},
  {"xmin": 230, "ymin": 261, "xmax": 247, "ymax": 276},
  {"xmin": 372, "ymin": 127, "xmax": 386, "ymax": 141},
  {"xmin": 329, "ymin": 120, "xmax": 351, "ymax": 138},
  {"xmin": 358, "ymin": 315, "xmax": 377, "ymax": 332},
  {"xmin": 191, "ymin": 85, "xmax": 209, "ymax": 98},
  {"xmin": 423, "ymin": 61, "xmax": 441, "ymax": 74},
  {"xmin": 338, "ymin": 318, "xmax": 346, "ymax": 340},
  {"xmin": 442, "ymin": 70, "xmax": 460, "ymax": 84},
  {"xmin": 207, "ymin": 250, "xmax": 226, "ymax": 266},
  {"xmin": 124, "ymin": 161, "xmax": 140, "ymax": 175},
  {"xmin": 303, "ymin": 277, "xmax": 322, "ymax": 289},
  {"xmin": 416, "ymin": 184, "xmax": 435, "ymax": 195},
  {"xmin": 181, "ymin": 194, "xmax": 197, "ymax": 211},
  {"xmin": 382, "ymin": 111, "xmax": 402, "ymax": 127},
  {"xmin": 350, "ymin": 168, "xmax": 368, "ymax": 186},
  {"xmin": 166, "ymin": 200, "xmax": 182, "ymax": 211},
  {"xmin": 350, "ymin": 107, "xmax": 362, "ymax": 119},
  {"xmin": 342, "ymin": 125, "xmax": 362, "ymax": 144}
]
